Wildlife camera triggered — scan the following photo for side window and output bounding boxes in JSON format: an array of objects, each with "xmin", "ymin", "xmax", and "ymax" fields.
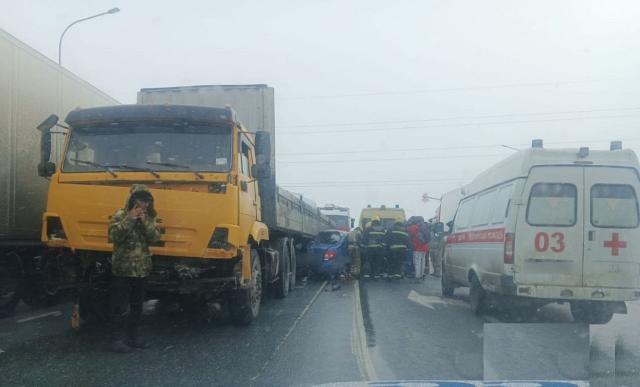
[
  {"xmin": 240, "ymin": 143, "xmax": 250, "ymax": 176},
  {"xmin": 526, "ymin": 183, "xmax": 577, "ymax": 227},
  {"xmin": 591, "ymin": 184, "xmax": 639, "ymax": 228},
  {"xmin": 491, "ymin": 184, "xmax": 514, "ymax": 225},
  {"xmin": 455, "ymin": 197, "xmax": 475, "ymax": 230},
  {"xmin": 471, "ymin": 190, "xmax": 496, "ymax": 227}
]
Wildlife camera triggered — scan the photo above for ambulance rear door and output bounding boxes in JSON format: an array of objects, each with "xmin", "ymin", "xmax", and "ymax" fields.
[{"xmin": 583, "ymin": 167, "xmax": 640, "ymax": 289}]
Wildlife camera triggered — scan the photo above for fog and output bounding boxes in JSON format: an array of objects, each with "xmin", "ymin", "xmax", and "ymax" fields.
[{"xmin": 4, "ymin": 0, "xmax": 640, "ymax": 220}]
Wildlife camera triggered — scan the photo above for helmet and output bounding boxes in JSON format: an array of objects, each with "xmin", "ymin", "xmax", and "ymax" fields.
[{"xmin": 372, "ymin": 215, "xmax": 381, "ymax": 222}]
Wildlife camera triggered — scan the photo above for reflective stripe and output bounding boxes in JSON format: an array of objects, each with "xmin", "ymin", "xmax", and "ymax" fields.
[
  {"xmin": 391, "ymin": 231, "xmax": 409, "ymax": 237},
  {"xmin": 389, "ymin": 245, "xmax": 407, "ymax": 250}
]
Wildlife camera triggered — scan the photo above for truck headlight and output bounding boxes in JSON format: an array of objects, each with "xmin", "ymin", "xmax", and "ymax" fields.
[
  {"xmin": 208, "ymin": 227, "xmax": 230, "ymax": 249},
  {"xmin": 46, "ymin": 217, "xmax": 67, "ymax": 240}
]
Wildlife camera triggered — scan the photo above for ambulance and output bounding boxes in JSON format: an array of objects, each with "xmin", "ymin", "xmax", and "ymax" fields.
[{"xmin": 442, "ymin": 140, "xmax": 640, "ymax": 324}]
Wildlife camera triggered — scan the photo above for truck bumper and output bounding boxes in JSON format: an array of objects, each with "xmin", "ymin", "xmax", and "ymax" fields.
[{"xmin": 147, "ymin": 276, "xmax": 239, "ymax": 296}]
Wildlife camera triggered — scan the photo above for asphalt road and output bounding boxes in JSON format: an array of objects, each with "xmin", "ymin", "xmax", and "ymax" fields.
[{"xmin": 1, "ymin": 275, "xmax": 639, "ymax": 386}]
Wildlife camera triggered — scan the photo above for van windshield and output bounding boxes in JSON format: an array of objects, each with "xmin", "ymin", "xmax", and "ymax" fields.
[
  {"xmin": 591, "ymin": 184, "xmax": 640, "ymax": 228},
  {"xmin": 526, "ymin": 183, "xmax": 577, "ymax": 226}
]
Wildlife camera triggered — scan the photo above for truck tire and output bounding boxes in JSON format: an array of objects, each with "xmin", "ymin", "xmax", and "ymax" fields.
[
  {"xmin": 274, "ymin": 238, "xmax": 291, "ymax": 298},
  {"xmin": 469, "ymin": 274, "xmax": 487, "ymax": 315},
  {"xmin": 441, "ymin": 266, "xmax": 455, "ymax": 297},
  {"xmin": 230, "ymin": 249, "xmax": 262, "ymax": 325},
  {"xmin": 0, "ymin": 252, "xmax": 22, "ymax": 317},
  {"xmin": 288, "ymin": 239, "xmax": 297, "ymax": 291},
  {"xmin": 570, "ymin": 301, "xmax": 614, "ymax": 325}
]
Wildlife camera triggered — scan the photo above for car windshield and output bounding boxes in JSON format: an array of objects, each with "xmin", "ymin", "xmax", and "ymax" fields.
[
  {"xmin": 316, "ymin": 231, "xmax": 343, "ymax": 244},
  {"xmin": 63, "ymin": 124, "xmax": 232, "ymax": 173}
]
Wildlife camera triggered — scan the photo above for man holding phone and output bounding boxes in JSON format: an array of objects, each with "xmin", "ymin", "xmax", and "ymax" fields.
[{"xmin": 108, "ymin": 184, "xmax": 161, "ymax": 353}]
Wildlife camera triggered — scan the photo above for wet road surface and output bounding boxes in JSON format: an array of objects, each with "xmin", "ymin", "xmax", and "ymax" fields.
[{"xmin": 1, "ymin": 275, "xmax": 639, "ymax": 386}]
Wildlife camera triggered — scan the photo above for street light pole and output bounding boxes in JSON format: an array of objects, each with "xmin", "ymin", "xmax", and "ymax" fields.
[{"xmin": 58, "ymin": 7, "xmax": 120, "ymax": 66}]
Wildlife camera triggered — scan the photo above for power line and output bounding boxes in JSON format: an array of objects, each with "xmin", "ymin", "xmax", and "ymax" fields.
[
  {"xmin": 277, "ymin": 139, "xmax": 640, "ymax": 156},
  {"xmin": 278, "ymin": 77, "xmax": 639, "ymax": 101},
  {"xmin": 277, "ymin": 153, "xmax": 505, "ymax": 165},
  {"xmin": 280, "ymin": 113, "xmax": 640, "ymax": 135},
  {"xmin": 278, "ymin": 106, "xmax": 640, "ymax": 128}
]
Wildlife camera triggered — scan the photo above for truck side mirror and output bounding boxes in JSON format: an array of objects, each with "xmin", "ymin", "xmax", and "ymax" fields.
[
  {"xmin": 251, "ymin": 164, "xmax": 271, "ymax": 179},
  {"xmin": 37, "ymin": 114, "xmax": 59, "ymax": 178},
  {"xmin": 254, "ymin": 131, "xmax": 271, "ymax": 166}
]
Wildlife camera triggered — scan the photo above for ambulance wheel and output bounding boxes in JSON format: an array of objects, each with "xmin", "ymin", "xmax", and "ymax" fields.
[
  {"xmin": 570, "ymin": 301, "xmax": 614, "ymax": 325},
  {"xmin": 441, "ymin": 270, "xmax": 455, "ymax": 297},
  {"xmin": 469, "ymin": 274, "xmax": 486, "ymax": 315},
  {"xmin": 274, "ymin": 238, "xmax": 290, "ymax": 298},
  {"xmin": 230, "ymin": 249, "xmax": 262, "ymax": 326}
]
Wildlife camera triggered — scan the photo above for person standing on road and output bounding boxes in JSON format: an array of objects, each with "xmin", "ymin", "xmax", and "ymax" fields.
[
  {"xmin": 428, "ymin": 221, "xmax": 444, "ymax": 277},
  {"xmin": 385, "ymin": 221, "xmax": 412, "ymax": 278},
  {"xmin": 347, "ymin": 226, "xmax": 363, "ymax": 278},
  {"xmin": 407, "ymin": 216, "xmax": 430, "ymax": 281},
  {"xmin": 108, "ymin": 184, "xmax": 161, "ymax": 353},
  {"xmin": 362, "ymin": 216, "xmax": 386, "ymax": 278}
]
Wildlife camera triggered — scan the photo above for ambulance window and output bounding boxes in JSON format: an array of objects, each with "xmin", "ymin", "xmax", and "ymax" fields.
[
  {"xmin": 526, "ymin": 183, "xmax": 577, "ymax": 226},
  {"xmin": 491, "ymin": 184, "xmax": 514, "ymax": 225},
  {"xmin": 591, "ymin": 184, "xmax": 639, "ymax": 228},
  {"xmin": 455, "ymin": 197, "xmax": 474, "ymax": 230},
  {"xmin": 471, "ymin": 190, "xmax": 495, "ymax": 227}
]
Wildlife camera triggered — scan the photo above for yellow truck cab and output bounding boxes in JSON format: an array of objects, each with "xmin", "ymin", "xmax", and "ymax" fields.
[
  {"xmin": 37, "ymin": 90, "xmax": 332, "ymax": 325},
  {"xmin": 359, "ymin": 205, "xmax": 406, "ymax": 229}
]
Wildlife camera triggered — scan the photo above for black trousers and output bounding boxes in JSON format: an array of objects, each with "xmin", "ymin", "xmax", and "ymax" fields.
[{"xmin": 109, "ymin": 275, "xmax": 147, "ymax": 339}]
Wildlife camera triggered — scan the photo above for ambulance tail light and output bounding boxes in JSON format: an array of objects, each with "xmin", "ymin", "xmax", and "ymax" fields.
[{"xmin": 504, "ymin": 232, "xmax": 515, "ymax": 264}]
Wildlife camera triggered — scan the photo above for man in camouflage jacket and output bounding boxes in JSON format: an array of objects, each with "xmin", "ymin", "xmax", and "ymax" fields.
[{"xmin": 108, "ymin": 184, "xmax": 160, "ymax": 353}]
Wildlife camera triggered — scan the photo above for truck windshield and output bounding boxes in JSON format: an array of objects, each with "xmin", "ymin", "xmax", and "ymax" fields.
[{"xmin": 62, "ymin": 124, "xmax": 232, "ymax": 173}]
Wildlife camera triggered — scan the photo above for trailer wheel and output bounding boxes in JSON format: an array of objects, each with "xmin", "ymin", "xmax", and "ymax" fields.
[
  {"xmin": 230, "ymin": 249, "xmax": 262, "ymax": 325},
  {"xmin": 0, "ymin": 252, "xmax": 22, "ymax": 317},
  {"xmin": 469, "ymin": 274, "xmax": 486, "ymax": 315},
  {"xmin": 570, "ymin": 301, "xmax": 614, "ymax": 325},
  {"xmin": 288, "ymin": 239, "xmax": 297, "ymax": 291},
  {"xmin": 274, "ymin": 238, "xmax": 290, "ymax": 298}
]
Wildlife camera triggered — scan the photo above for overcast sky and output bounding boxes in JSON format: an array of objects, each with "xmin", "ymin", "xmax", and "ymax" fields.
[{"xmin": 4, "ymin": 0, "xmax": 640, "ymax": 221}]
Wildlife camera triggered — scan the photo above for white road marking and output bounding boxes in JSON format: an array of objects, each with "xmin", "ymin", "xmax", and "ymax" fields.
[
  {"xmin": 407, "ymin": 290, "xmax": 469, "ymax": 310},
  {"xmin": 250, "ymin": 280, "xmax": 327, "ymax": 381},
  {"xmin": 16, "ymin": 311, "xmax": 62, "ymax": 323},
  {"xmin": 351, "ymin": 280, "xmax": 377, "ymax": 381}
]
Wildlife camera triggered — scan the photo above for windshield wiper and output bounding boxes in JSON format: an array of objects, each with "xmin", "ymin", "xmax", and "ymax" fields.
[
  {"xmin": 146, "ymin": 161, "xmax": 204, "ymax": 179},
  {"xmin": 70, "ymin": 159, "xmax": 117, "ymax": 177},
  {"xmin": 110, "ymin": 164, "xmax": 161, "ymax": 178}
]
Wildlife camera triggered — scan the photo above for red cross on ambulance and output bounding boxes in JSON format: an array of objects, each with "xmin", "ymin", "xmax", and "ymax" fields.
[{"xmin": 604, "ymin": 232, "xmax": 627, "ymax": 256}]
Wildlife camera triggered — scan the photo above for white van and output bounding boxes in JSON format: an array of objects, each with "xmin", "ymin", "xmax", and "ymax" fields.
[{"xmin": 442, "ymin": 140, "xmax": 640, "ymax": 324}]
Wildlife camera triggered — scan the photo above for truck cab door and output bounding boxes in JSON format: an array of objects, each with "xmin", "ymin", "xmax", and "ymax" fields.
[
  {"xmin": 238, "ymin": 141, "xmax": 258, "ymax": 221},
  {"xmin": 515, "ymin": 166, "xmax": 584, "ymax": 287},
  {"xmin": 583, "ymin": 167, "xmax": 640, "ymax": 289}
]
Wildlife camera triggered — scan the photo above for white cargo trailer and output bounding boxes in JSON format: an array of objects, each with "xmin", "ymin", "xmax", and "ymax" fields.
[{"xmin": 0, "ymin": 28, "xmax": 118, "ymax": 314}]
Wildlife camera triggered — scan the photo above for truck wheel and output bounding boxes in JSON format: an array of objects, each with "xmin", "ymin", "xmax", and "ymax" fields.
[
  {"xmin": 0, "ymin": 252, "xmax": 22, "ymax": 317},
  {"xmin": 441, "ymin": 267, "xmax": 455, "ymax": 297},
  {"xmin": 230, "ymin": 249, "xmax": 262, "ymax": 325},
  {"xmin": 274, "ymin": 238, "xmax": 290, "ymax": 298},
  {"xmin": 570, "ymin": 301, "xmax": 614, "ymax": 325},
  {"xmin": 469, "ymin": 274, "xmax": 486, "ymax": 315},
  {"xmin": 288, "ymin": 239, "xmax": 297, "ymax": 291}
]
